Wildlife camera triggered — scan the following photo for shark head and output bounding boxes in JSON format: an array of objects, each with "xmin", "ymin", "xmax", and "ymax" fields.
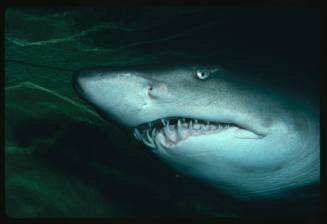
[{"xmin": 72, "ymin": 63, "xmax": 319, "ymax": 199}]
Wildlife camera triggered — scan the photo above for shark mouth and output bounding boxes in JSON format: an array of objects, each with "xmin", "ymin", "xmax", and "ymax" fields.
[{"xmin": 132, "ymin": 117, "xmax": 245, "ymax": 149}]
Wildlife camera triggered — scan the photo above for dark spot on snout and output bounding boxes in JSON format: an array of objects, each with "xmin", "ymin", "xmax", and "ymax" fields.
[{"xmin": 147, "ymin": 84, "xmax": 158, "ymax": 100}]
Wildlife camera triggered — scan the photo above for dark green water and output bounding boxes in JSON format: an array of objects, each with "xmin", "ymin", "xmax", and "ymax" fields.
[{"xmin": 5, "ymin": 7, "xmax": 320, "ymax": 218}]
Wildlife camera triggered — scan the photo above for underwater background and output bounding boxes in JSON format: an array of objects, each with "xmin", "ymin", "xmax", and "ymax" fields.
[{"xmin": 5, "ymin": 7, "xmax": 320, "ymax": 218}]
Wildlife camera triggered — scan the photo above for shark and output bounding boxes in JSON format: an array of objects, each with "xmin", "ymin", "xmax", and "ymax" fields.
[{"xmin": 72, "ymin": 63, "xmax": 320, "ymax": 200}]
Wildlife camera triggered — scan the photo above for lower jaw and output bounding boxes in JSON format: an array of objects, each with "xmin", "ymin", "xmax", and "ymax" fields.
[{"xmin": 154, "ymin": 126, "xmax": 239, "ymax": 148}]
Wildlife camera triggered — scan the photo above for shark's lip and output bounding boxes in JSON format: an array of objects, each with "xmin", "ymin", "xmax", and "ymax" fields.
[{"xmin": 132, "ymin": 117, "xmax": 266, "ymax": 149}]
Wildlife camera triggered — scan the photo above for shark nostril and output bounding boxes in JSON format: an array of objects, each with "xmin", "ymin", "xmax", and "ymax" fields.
[{"xmin": 147, "ymin": 85, "xmax": 157, "ymax": 100}]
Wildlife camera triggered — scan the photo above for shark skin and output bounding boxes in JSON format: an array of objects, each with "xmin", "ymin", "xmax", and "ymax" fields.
[{"xmin": 72, "ymin": 63, "xmax": 320, "ymax": 200}]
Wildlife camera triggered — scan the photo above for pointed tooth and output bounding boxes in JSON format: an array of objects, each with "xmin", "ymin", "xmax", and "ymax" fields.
[
  {"xmin": 189, "ymin": 120, "xmax": 193, "ymax": 131},
  {"xmin": 177, "ymin": 119, "xmax": 182, "ymax": 132},
  {"xmin": 166, "ymin": 120, "xmax": 170, "ymax": 131},
  {"xmin": 153, "ymin": 128, "xmax": 159, "ymax": 148},
  {"xmin": 144, "ymin": 130, "xmax": 150, "ymax": 142},
  {"xmin": 142, "ymin": 137, "xmax": 155, "ymax": 148},
  {"xmin": 177, "ymin": 119, "xmax": 183, "ymax": 140},
  {"xmin": 161, "ymin": 119, "xmax": 165, "ymax": 126},
  {"xmin": 202, "ymin": 124, "xmax": 207, "ymax": 130},
  {"xmin": 146, "ymin": 129, "xmax": 154, "ymax": 145},
  {"xmin": 133, "ymin": 130, "xmax": 140, "ymax": 141},
  {"xmin": 163, "ymin": 126, "xmax": 168, "ymax": 136},
  {"xmin": 134, "ymin": 129, "xmax": 142, "ymax": 140},
  {"xmin": 163, "ymin": 125, "xmax": 174, "ymax": 142},
  {"xmin": 149, "ymin": 122, "xmax": 152, "ymax": 128},
  {"xmin": 195, "ymin": 119, "xmax": 198, "ymax": 124},
  {"xmin": 151, "ymin": 128, "xmax": 156, "ymax": 138},
  {"xmin": 136, "ymin": 133, "xmax": 142, "ymax": 141},
  {"xmin": 164, "ymin": 125, "xmax": 170, "ymax": 135},
  {"xmin": 192, "ymin": 122, "xmax": 199, "ymax": 130},
  {"xmin": 143, "ymin": 130, "xmax": 154, "ymax": 147},
  {"xmin": 202, "ymin": 124, "xmax": 208, "ymax": 131},
  {"xmin": 161, "ymin": 119, "xmax": 169, "ymax": 127}
]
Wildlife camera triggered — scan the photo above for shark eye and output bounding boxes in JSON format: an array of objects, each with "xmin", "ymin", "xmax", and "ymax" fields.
[{"xmin": 196, "ymin": 70, "xmax": 210, "ymax": 80}]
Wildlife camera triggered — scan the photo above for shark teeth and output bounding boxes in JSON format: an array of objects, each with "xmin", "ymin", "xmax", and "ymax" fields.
[
  {"xmin": 146, "ymin": 129, "xmax": 155, "ymax": 145},
  {"xmin": 163, "ymin": 121, "xmax": 175, "ymax": 142},
  {"xmin": 133, "ymin": 128, "xmax": 142, "ymax": 141},
  {"xmin": 132, "ymin": 117, "xmax": 237, "ymax": 149},
  {"xmin": 142, "ymin": 129, "xmax": 155, "ymax": 148},
  {"xmin": 177, "ymin": 119, "xmax": 183, "ymax": 140},
  {"xmin": 161, "ymin": 119, "xmax": 168, "ymax": 127}
]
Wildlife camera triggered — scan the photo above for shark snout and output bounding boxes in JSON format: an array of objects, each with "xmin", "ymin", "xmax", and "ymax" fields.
[
  {"xmin": 72, "ymin": 68, "xmax": 100, "ymax": 100},
  {"xmin": 72, "ymin": 68, "xmax": 172, "ymax": 103},
  {"xmin": 72, "ymin": 68, "xmax": 172, "ymax": 127}
]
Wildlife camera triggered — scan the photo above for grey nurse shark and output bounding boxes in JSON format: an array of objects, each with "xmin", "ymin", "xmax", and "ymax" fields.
[{"xmin": 72, "ymin": 63, "xmax": 319, "ymax": 200}]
